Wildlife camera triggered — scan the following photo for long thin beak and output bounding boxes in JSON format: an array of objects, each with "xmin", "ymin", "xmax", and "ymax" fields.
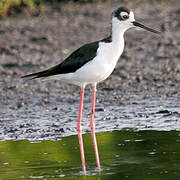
[{"xmin": 132, "ymin": 21, "xmax": 160, "ymax": 34}]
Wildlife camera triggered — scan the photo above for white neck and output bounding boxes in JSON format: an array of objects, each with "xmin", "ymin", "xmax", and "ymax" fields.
[
  {"xmin": 111, "ymin": 17, "xmax": 126, "ymax": 42},
  {"xmin": 111, "ymin": 11, "xmax": 135, "ymax": 42}
]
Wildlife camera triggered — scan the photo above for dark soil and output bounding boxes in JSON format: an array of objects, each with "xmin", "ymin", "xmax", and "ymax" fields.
[{"xmin": 0, "ymin": 0, "xmax": 180, "ymax": 140}]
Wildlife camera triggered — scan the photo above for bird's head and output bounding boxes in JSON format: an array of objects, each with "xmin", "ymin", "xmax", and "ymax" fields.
[{"xmin": 112, "ymin": 7, "xmax": 160, "ymax": 34}]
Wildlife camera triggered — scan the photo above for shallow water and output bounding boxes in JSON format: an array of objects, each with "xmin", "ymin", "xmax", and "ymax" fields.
[{"xmin": 0, "ymin": 130, "xmax": 179, "ymax": 180}]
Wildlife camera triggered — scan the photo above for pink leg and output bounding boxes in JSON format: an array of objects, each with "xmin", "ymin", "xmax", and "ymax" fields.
[
  {"xmin": 77, "ymin": 88, "xmax": 86, "ymax": 173},
  {"xmin": 90, "ymin": 85, "xmax": 101, "ymax": 169}
]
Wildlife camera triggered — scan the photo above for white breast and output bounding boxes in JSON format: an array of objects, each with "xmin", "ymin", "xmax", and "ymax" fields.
[{"xmin": 73, "ymin": 40, "xmax": 124, "ymax": 84}]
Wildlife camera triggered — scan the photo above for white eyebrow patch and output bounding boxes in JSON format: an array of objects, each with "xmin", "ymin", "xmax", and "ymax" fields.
[{"xmin": 120, "ymin": 12, "xmax": 128, "ymax": 17}]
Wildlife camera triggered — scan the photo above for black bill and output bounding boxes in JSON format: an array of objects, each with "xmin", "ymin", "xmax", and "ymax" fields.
[{"xmin": 132, "ymin": 21, "xmax": 160, "ymax": 34}]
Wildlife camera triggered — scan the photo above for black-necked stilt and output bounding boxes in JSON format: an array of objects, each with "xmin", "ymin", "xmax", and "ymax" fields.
[{"xmin": 22, "ymin": 7, "xmax": 160, "ymax": 173}]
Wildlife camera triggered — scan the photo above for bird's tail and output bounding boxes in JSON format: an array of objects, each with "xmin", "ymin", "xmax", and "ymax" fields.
[{"xmin": 21, "ymin": 69, "xmax": 49, "ymax": 80}]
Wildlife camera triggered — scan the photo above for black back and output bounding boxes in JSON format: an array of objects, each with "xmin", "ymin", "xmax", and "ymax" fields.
[
  {"xmin": 44, "ymin": 41, "xmax": 99, "ymax": 76},
  {"xmin": 22, "ymin": 41, "xmax": 99, "ymax": 79}
]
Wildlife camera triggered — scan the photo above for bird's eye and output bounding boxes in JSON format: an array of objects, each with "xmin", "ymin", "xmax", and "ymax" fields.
[
  {"xmin": 122, "ymin": 15, "xmax": 129, "ymax": 20},
  {"xmin": 120, "ymin": 12, "xmax": 129, "ymax": 20}
]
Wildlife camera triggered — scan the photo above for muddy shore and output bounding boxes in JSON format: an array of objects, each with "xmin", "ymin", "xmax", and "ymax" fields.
[{"xmin": 0, "ymin": 0, "xmax": 179, "ymax": 140}]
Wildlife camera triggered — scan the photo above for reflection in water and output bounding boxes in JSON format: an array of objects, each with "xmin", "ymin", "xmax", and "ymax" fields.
[{"xmin": 0, "ymin": 130, "xmax": 179, "ymax": 179}]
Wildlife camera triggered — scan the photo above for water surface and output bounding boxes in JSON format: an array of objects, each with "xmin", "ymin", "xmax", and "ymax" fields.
[{"xmin": 0, "ymin": 130, "xmax": 179, "ymax": 179}]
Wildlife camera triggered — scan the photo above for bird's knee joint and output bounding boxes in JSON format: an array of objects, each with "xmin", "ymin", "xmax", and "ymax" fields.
[{"xmin": 91, "ymin": 109, "xmax": 95, "ymax": 115}]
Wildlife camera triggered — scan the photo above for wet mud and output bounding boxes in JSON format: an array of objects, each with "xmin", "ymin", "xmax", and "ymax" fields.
[{"xmin": 0, "ymin": 0, "xmax": 180, "ymax": 140}]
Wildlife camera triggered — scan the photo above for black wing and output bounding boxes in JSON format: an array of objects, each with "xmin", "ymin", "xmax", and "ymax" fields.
[{"xmin": 22, "ymin": 41, "xmax": 99, "ymax": 79}]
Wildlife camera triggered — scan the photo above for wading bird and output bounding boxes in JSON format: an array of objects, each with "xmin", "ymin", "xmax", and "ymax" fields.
[{"xmin": 22, "ymin": 7, "xmax": 160, "ymax": 173}]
